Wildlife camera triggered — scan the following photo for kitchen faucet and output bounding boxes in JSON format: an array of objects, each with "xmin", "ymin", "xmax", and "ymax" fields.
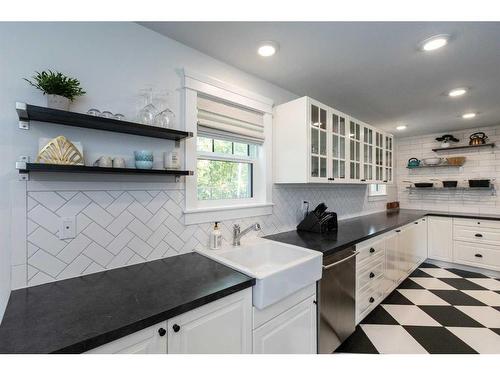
[{"xmin": 232, "ymin": 223, "xmax": 261, "ymax": 246}]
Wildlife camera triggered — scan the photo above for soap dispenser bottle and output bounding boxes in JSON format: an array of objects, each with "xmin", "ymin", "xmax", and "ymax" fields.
[{"xmin": 209, "ymin": 222, "xmax": 222, "ymax": 250}]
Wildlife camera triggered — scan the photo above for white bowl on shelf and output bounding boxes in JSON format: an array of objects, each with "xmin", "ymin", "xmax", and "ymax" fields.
[{"xmin": 422, "ymin": 157, "xmax": 443, "ymax": 166}]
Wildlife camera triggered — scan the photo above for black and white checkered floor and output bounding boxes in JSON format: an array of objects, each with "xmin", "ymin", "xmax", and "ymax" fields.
[{"xmin": 335, "ymin": 262, "xmax": 500, "ymax": 354}]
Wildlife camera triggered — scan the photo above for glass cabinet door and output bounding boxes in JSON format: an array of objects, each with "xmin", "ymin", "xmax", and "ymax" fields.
[
  {"xmin": 348, "ymin": 120, "xmax": 361, "ymax": 181},
  {"xmin": 310, "ymin": 103, "xmax": 328, "ymax": 180},
  {"xmin": 362, "ymin": 125, "xmax": 373, "ymax": 182},
  {"xmin": 384, "ymin": 134, "xmax": 393, "ymax": 183},
  {"xmin": 331, "ymin": 112, "xmax": 347, "ymax": 181},
  {"xmin": 375, "ymin": 131, "xmax": 384, "ymax": 182}
]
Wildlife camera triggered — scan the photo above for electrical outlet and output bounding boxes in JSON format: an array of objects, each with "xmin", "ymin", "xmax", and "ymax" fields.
[
  {"xmin": 59, "ymin": 217, "xmax": 76, "ymax": 240},
  {"xmin": 301, "ymin": 201, "xmax": 310, "ymax": 218}
]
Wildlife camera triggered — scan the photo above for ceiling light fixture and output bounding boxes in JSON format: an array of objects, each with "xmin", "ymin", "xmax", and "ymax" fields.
[
  {"xmin": 396, "ymin": 125, "xmax": 407, "ymax": 131},
  {"xmin": 448, "ymin": 88, "xmax": 467, "ymax": 97},
  {"xmin": 257, "ymin": 41, "xmax": 279, "ymax": 57},
  {"xmin": 420, "ymin": 34, "xmax": 450, "ymax": 51},
  {"xmin": 462, "ymin": 112, "xmax": 476, "ymax": 119}
]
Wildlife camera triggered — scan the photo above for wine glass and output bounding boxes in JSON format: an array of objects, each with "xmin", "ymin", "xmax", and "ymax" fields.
[
  {"xmin": 137, "ymin": 88, "xmax": 157, "ymax": 125},
  {"xmin": 153, "ymin": 91, "xmax": 175, "ymax": 129}
]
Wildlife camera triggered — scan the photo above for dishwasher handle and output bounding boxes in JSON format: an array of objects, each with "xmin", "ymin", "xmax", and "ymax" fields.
[{"xmin": 322, "ymin": 251, "xmax": 359, "ymax": 270}]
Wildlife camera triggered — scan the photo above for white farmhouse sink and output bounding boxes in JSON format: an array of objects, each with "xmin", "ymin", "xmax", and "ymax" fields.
[{"xmin": 196, "ymin": 239, "xmax": 322, "ymax": 309}]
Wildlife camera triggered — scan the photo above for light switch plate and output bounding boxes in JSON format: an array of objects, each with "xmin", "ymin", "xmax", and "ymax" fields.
[{"xmin": 59, "ymin": 217, "xmax": 76, "ymax": 239}]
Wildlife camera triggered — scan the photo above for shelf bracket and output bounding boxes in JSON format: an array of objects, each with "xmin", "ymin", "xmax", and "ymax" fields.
[
  {"xmin": 16, "ymin": 155, "xmax": 29, "ymax": 180},
  {"xmin": 16, "ymin": 102, "xmax": 29, "ymax": 130}
]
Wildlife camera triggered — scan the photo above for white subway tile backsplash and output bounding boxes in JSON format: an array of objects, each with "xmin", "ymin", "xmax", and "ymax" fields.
[
  {"xmin": 83, "ymin": 242, "xmax": 114, "ymax": 267},
  {"xmin": 28, "ymin": 227, "xmax": 66, "ymax": 255},
  {"xmin": 29, "ymin": 192, "xmax": 66, "ymax": 212},
  {"xmin": 28, "ymin": 205, "xmax": 60, "ymax": 234},
  {"xmin": 29, "ymin": 250, "xmax": 66, "ymax": 278},
  {"xmin": 82, "ymin": 222, "xmax": 114, "ymax": 248},
  {"xmin": 398, "ymin": 124, "xmax": 499, "ymax": 212},
  {"xmin": 18, "ymin": 176, "xmax": 394, "ymax": 288},
  {"xmin": 82, "ymin": 202, "xmax": 115, "ymax": 227}
]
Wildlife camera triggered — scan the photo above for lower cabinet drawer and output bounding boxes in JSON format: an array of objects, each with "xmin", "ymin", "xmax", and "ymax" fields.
[
  {"xmin": 356, "ymin": 277, "xmax": 383, "ymax": 320},
  {"xmin": 357, "ymin": 258, "xmax": 384, "ymax": 292},
  {"xmin": 357, "ymin": 238, "xmax": 385, "ymax": 264},
  {"xmin": 454, "ymin": 218, "xmax": 500, "ymax": 230},
  {"xmin": 454, "ymin": 225, "xmax": 500, "ymax": 246},
  {"xmin": 453, "ymin": 241, "xmax": 500, "ymax": 271}
]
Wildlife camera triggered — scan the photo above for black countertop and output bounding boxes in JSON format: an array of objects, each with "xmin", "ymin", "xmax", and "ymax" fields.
[
  {"xmin": 264, "ymin": 209, "xmax": 500, "ymax": 257},
  {"xmin": 0, "ymin": 252, "xmax": 254, "ymax": 354}
]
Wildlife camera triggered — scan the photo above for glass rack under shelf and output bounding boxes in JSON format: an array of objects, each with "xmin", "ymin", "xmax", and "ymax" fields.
[{"xmin": 405, "ymin": 186, "xmax": 496, "ymax": 201}]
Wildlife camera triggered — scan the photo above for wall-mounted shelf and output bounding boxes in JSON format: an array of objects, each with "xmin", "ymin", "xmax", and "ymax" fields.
[
  {"xmin": 405, "ymin": 186, "xmax": 496, "ymax": 200},
  {"xmin": 432, "ymin": 143, "xmax": 495, "ymax": 152},
  {"xmin": 407, "ymin": 163, "xmax": 464, "ymax": 169},
  {"xmin": 16, "ymin": 162, "xmax": 193, "ymax": 179},
  {"xmin": 16, "ymin": 102, "xmax": 193, "ymax": 141}
]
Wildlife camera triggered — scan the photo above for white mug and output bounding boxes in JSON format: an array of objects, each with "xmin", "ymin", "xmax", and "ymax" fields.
[
  {"xmin": 113, "ymin": 157, "xmax": 126, "ymax": 168},
  {"xmin": 93, "ymin": 156, "xmax": 113, "ymax": 168}
]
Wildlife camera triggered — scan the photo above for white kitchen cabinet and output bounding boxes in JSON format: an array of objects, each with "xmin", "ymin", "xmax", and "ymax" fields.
[
  {"xmin": 331, "ymin": 109, "xmax": 349, "ymax": 181},
  {"xmin": 167, "ymin": 288, "xmax": 252, "ymax": 354},
  {"xmin": 87, "ymin": 288, "xmax": 252, "ymax": 354},
  {"xmin": 374, "ymin": 130, "xmax": 385, "ymax": 182},
  {"xmin": 428, "ymin": 216, "xmax": 453, "ymax": 262},
  {"xmin": 274, "ymin": 96, "xmax": 393, "ymax": 184},
  {"xmin": 383, "ymin": 134, "xmax": 394, "ymax": 183},
  {"xmin": 86, "ymin": 322, "xmax": 167, "ymax": 354},
  {"xmin": 253, "ymin": 294, "xmax": 317, "ymax": 354}
]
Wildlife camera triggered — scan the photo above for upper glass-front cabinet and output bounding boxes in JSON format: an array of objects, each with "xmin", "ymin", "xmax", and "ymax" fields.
[
  {"xmin": 331, "ymin": 111, "xmax": 347, "ymax": 181},
  {"xmin": 362, "ymin": 125, "xmax": 374, "ymax": 182},
  {"xmin": 384, "ymin": 134, "xmax": 394, "ymax": 183},
  {"xmin": 309, "ymin": 102, "xmax": 328, "ymax": 181},
  {"xmin": 375, "ymin": 130, "xmax": 384, "ymax": 182},
  {"xmin": 348, "ymin": 120, "xmax": 361, "ymax": 181},
  {"xmin": 273, "ymin": 96, "xmax": 393, "ymax": 184}
]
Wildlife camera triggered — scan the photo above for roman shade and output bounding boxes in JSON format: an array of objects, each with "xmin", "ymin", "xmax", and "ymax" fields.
[{"xmin": 197, "ymin": 96, "xmax": 265, "ymax": 144}]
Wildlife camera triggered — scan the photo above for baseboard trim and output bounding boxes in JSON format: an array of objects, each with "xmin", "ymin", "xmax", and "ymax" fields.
[{"xmin": 425, "ymin": 258, "xmax": 500, "ymax": 278}]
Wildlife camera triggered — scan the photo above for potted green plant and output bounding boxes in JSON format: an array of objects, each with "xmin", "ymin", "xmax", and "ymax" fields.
[{"xmin": 24, "ymin": 70, "xmax": 86, "ymax": 110}]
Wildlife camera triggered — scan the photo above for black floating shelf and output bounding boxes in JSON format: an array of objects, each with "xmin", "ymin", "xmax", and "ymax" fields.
[
  {"xmin": 16, "ymin": 102, "xmax": 193, "ymax": 141},
  {"xmin": 432, "ymin": 143, "xmax": 495, "ymax": 152},
  {"xmin": 18, "ymin": 163, "xmax": 193, "ymax": 176}
]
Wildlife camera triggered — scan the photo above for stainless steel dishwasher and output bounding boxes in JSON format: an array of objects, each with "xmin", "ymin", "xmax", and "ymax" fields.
[{"xmin": 318, "ymin": 247, "xmax": 358, "ymax": 354}]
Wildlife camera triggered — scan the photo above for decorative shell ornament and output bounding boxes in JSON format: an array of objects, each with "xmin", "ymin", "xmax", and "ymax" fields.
[{"xmin": 36, "ymin": 136, "xmax": 84, "ymax": 165}]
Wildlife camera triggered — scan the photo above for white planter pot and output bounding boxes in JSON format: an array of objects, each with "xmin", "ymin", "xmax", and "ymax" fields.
[{"xmin": 47, "ymin": 94, "xmax": 70, "ymax": 111}]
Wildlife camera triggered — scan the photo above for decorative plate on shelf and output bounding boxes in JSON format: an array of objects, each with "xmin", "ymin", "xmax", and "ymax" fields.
[{"xmin": 36, "ymin": 136, "xmax": 84, "ymax": 165}]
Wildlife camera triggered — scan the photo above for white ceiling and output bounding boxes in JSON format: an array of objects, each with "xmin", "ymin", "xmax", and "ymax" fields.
[{"xmin": 140, "ymin": 22, "xmax": 500, "ymax": 137}]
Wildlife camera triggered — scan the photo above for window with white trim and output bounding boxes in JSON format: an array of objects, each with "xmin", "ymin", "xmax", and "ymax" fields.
[
  {"xmin": 369, "ymin": 183, "xmax": 387, "ymax": 197},
  {"xmin": 197, "ymin": 135, "xmax": 258, "ymax": 201},
  {"xmin": 193, "ymin": 94, "xmax": 266, "ymax": 209},
  {"xmin": 182, "ymin": 70, "xmax": 273, "ymax": 225}
]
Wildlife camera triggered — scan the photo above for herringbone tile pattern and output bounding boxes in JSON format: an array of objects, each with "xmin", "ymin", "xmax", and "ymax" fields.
[{"xmin": 21, "ymin": 185, "xmax": 390, "ymax": 287}]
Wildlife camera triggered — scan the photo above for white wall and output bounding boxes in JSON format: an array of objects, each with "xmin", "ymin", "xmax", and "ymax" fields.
[
  {"xmin": 0, "ymin": 22, "xmax": 394, "ymax": 317},
  {"xmin": 396, "ymin": 125, "xmax": 500, "ymax": 213}
]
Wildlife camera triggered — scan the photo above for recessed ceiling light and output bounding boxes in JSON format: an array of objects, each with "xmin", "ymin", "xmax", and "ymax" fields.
[
  {"xmin": 420, "ymin": 34, "xmax": 450, "ymax": 51},
  {"xmin": 396, "ymin": 125, "xmax": 407, "ymax": 131},
  {"xmin": 462, "ymin": 112, "xmax": 476, "ymax": 119},
  {"xmin": 257, "ymin": 41, "xmax": 279, "ymax": 57},
  {"xmin": 448, "ymin": 88, "xmax": 467, "ymax": 97}
]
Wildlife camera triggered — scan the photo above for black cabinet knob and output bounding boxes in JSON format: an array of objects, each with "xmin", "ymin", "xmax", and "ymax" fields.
[
  {"xmin": 395, "ymin": 229, "xmax": 401, "ymax": 233},
  {"xmin": 383, "ymin": 180, "xmax": 388, "ymax": 183},
  {"xmin": 369, "ymin": 248, "xmax": 375, "ymax": 253},
  {"xmin": 414, "ymin": 222, "xmax": 418, "ymax": 224},
  {"xmin": 475, "ymin": 233, "xmax": 483, "ymax": 238},
  {"xmin": 328, "ymin": 177, "xmax": 335, "ymax": 181},
  {"xmin": 369, "ymin": 272, "xmax": 375, "ymax": 278},
  {"xmin": 477, "ymin": 222, "xmax": 481, "ymax": 225},
  {"xmin": 172, "ymin": 324, "xmax": 181, "ymax": 333},
  {"xmin": 360, "ymin": 179, "xmax": 366, "ymax": 182},
  {"xmin": 158, "ymin": 327, "xmax": 166, "ymax": 337},
  {"xmin": 475, "ymin": 253, "xmax": 483, "ymax": 258},
  {"xmin": 369, "ymin": 297, "xmax": 375, "ymax": 303}
]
